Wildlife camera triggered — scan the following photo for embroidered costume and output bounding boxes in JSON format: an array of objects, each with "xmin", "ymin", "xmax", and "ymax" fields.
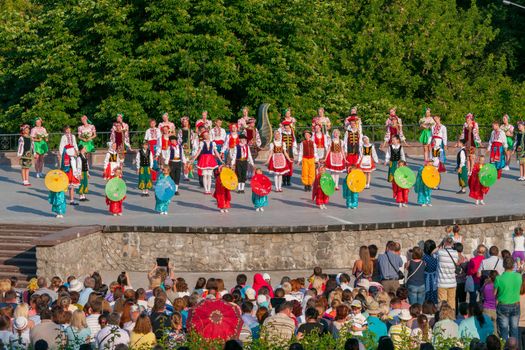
[
  {"xmin": 281, "ymin": 128, "xmax": 297, "ymax": 185},
  {"xmin": 297, "ymin": 138, "xmax": 318, "ymax": 188},
  {"xmin": 196, "ymin": 141, "xmax": 218, "ymax": 171},
  {"xmin": 168, "ymin": 141, "xmax": 187, "ymax": 187},
  {"xmin": 431, "ymin": 123, "xmax": 447, "ymax": 172},
  {"xmin": 460, "ymin": 115, "xmax": 481, "ymax": 155},
  {"xmin": 110, "ymin": 125, "xmax": 130, "ymax": 158},
  {"xmin": 418, "ymin": 116, "xmax": 435, "ymax": 145},
  {"xmin": 358, "ymin": 143, "xmax": 378, "ymax": 173},
  {"xmin": 213, "ymin": 169, "xmax": 231, "ymax": 210},
  {"xmin": 106, "ymin": 174, "xmax": 125, "ymax": 215},
  {"xmin": 456, "ymin": 147, "xmax": 468, "ymax": 189},
  {"xmin": 344, "ymin": 126, "xmax": 361, "ymax": 166},
  {"xmin": 392, "ymin": 165, "xmax": 409, "ymax": 205},
  {"xmin": 77, "ymin": 153, "xmax": 90, "ymax": 195},
  {"xmin": 48, "ymin": 190, "xmax": 66, "ymax": 216},
  {"xmin": 267, "ymin": 141, "xmax": 289, "ymax": 175},
  {"xmin": 17, "ymin": 136, "xmax": 33, "ymax": 169},
  {"xmin": 342, "ymin": 179, "xmax": 359, "ymax": 209},
  {"xmin": 30, "ymin": 126, "xmax": 49, "ymax": 156},
  {"xmin": 312, "ymin": 173, "xmax": 329, "ymax": 206},
  {"xmin": 487, "ymin": 129, "xmax": 508, "ymax": 178},
  {"xmin": 313, "ymin": 131, "xmax": 330, "ymax": 162},
  {"xmin": 155, "ymin": 173, "xmax": 174, "ymax": 214},
  {"xmin": 231, "ymin": 142, "xmax": 254, "ymax": 190},
  {"xmin": 136, "ymin": 148, "xmax": 154, "ymax": 190},
  {"xmin": 144, "ymin": 127, "xmax": 161, "ymax": 181},
  {"xmin": 385, "ymin": 144, "xmax": 406, "ymax": 183},
  {"xmin": 103, "ymin": 149, "xmax": 121, "ymax": 180},
  {"xmin": 78, "ymin": 124, "xmax": 96, "ymax": 153},
  {"xmin": 468, "ymin": 163, "xmax": 489, "ymax": 200},
  {"xmin": 415, "ymin": 165, "xmax": 432, "ymax": 205},
  {"xmin": 324, "ymin": 139, "xmax": 346, "ymax": 173}
]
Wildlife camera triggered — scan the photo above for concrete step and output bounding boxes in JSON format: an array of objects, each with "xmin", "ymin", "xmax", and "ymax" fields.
[
  {"xmin": 0, "ymin": 236, "xmax": 40, "ymax": 244},
  {"xmin": 0, "ymin": 257, "xmax": 36, "ymax": 267},
  {"xmin": 0, "ymin": 242, "xmax": 36, "ymax": 251},
  {"xmin": 0, "ymin": 230, "xmax": 54, "ymax": 237},
  {"xmin": 0, "ymin": 249, "xmax": 35, "ymax": 259},
  {"xmin": 0, "ymin": 264, "xmax": 37, "ymax": 274}
]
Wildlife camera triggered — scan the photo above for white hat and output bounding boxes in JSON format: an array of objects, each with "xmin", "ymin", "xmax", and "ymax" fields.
[
  {"xmin": 13, "ymin": 317, "xmax": 28, "ymax": 331},
  {"xmin": 68, "ymin": 279, "xmax": 83, "ymax": 293},
  {"xmin": 245, "ymin": 288, "xmax": 256, "ymax": 300},
  {"xmin": 263, "ymin": 273, "xmax": 271, "ymax": 281},
  {"xmin": 399, "ymin": 309, "xmax": 412, "ymax": 321}
]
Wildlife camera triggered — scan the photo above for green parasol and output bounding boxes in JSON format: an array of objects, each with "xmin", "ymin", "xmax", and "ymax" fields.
[
  {"xmin": 320, "ymin": 173, "xmax": 336, "ymax": 196},
  {"xmin": 478, "ymin": 163, "xmax": 498, "ymax": 187},
  {"xmin": 105, "ymin": 178, "xmax": 127, "ymax": 201},
  {"xmin": 394, "ymin": 167, "xmax": 416, "ymax": 189}
]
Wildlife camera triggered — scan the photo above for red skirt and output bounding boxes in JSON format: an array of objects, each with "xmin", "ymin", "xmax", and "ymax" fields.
[
  {"xmin": 392, "ymin": 183, "xmax": 409, "ymax": 203},
  {"xmin": 268, "ymin": 153, "xmax": 289, "ymax": 175},
  {"xmin": 106, "ymin": 196, "xmax": 125, "ymax": 214},
  {"xmin": 67, "ymin": 169, "xmax": 80, "ymax": 187},
  {"xmin": 468, "ymin": 177, "xmax": 489, "ymax": 200},
  {"xmin": 346, "ymin": 153, "xmax": 359, "ymax": 166},
  {"xmin": 197, "ymin": 154, "xmax": 218, "ymax": 170},
  {"xmin": 213, "ymin": 178, "xmax": 231, "ymax": 209},
  {"xmin": 325, "ymin": 151, "xmax": 346, "ymax": 172},
  {"xmin": 313, "ymin": 188, "xmax": 329, "ymax": 205}
]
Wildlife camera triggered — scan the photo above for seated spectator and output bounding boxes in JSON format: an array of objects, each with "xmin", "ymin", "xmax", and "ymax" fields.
[
  {"xmin": 411, "ymin": 314, "xmax": 432, "ymax": 345},
  {"xmin": 29, "ymin": 309, "xmax": 61, "ymax": 349},
  {"xmin": 262, "ymin": 301, "xmax": 295, "ymax": 345},
  {"xmin": 364, "ymin": 300, "xmax": 387, "ymax": 342},
  {"xmin": 130, "ymin": 314, "xmax": 156, "ymax": 348},
  {"xmin": 432, "ymin": 304, "xmax": 458, "ymax": 340},
  {"xmin": 296, "ymin": 307, "xmax": 324, "ymax": 339},
  {"xmin": 389, "ymin": 310, "xmax": 412, "ymax": 348},
  {"xmin": 65, "ymin": 310, "xmax": 91, "ymax": 350},
  {"xmin": 459, "ymin": 302, "xmax": 494, "ymax": 341}
]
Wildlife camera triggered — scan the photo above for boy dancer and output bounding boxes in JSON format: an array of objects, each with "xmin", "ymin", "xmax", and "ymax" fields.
[
  {"xmin": 385, "ymin": 135, "xmax": 406, "ymax": 183},
  {"xmin": 456, "ymin": 139, "xmax": 468, "ymax": 193},
  {"xmin": 17, "ymin": 124, "xmax": 33, "ymax": 186},
  {"xmin": 297, "ymin": 130, "xmax": 318, "ymax": 192},
  {"xmin": 103, "ymin": 142, "xmax": 121, "ymax": 180},
  {"xmin": 281, "ymin": 121, "xmax": 297, "ymax": 186},
  {"xmin": 231, "ymin": 135, "xmax": 254, "ymax": 193},
  {"xmin": 77, "ymin": 145, "xmax": 90, "ymax": 201},
  {"xmin": 136, "ymin": 140, "xmax": 154, "ymax": 196},
  {"xmin": 168, "ymin": 135, "xmax": 186, "ymax": 195}
]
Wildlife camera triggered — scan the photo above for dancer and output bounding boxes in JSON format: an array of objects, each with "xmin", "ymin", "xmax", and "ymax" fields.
[
  {"xmin": 178, "ymin": 116, "xmax": 198, "ymax": 181},
  {"xmin": 279, "ymin": 108, "xmax": 297, "ymax": 130},
  {"xmin": 136, "ymin": 140, "xmax": 154, "ymax": 196},
  {"xmin": 469, "ymin": 155, "xmax": 489, "ymax": 205},
  {"xmin": 501, "ymin": 114, "xmax": 514, "ymax": 171},
  {"xmin": 77, "ymin": 115, "xmax": 97, "ymax": 162},
  {"xmin": 313, "ymin": 123, "xmax": 330, "ymax": 164},
  {"xmin": 342, "ymin": 166, "xmax": 359, "ymax": 209},
  {"xmin": 213, "ymin": 166, "xmax": 231, "ymax": 213},
  {"xmin": 103, "ymin": 142, "xmax": 121, "ymax": 181},
  {"xmin": 168, "ymin": 135, "xmax": 186, "ymax": 195},
  {"xmin": 159, "ymin": 125, "xmax": 172, "ymax": 166},
  {"xmin": 222, "ymin": 123, "xmax": 240, "ymax": 166},
  {"xmin": 106, "ymin": 167, "xmax": 125, "ymax": 216},
  {"xmin": 383, "ymin": 109, "xmax": 406, "ymax": 147},
  {"xmin": 281, "ymin": 121, "xmax": 297, "ymax": 186},
  {"xmin": 77, "ymin": 145, "xmax": 90, "ymax": 201},
  {"xmin": 430, "ymin": 115, "xmax": 447, "ymax": 173},
  {"xmin": 231, "ymin": 135, "xmax": 254, "ymax": 193},
  {"xmin": 158, "ymin": 112, "xmax": 176, "ymax": 135},
  {"xmin": 415, "ymin": 161, "xmax": 433, "ymax": 207},
  {"xmin": 456, "ymin": 139, "xmax": 468, "ymax": 194},
  {"xmin": 144, "ymin": 119, "xmax": 161, "ymax": 182},
  {"xmin": 266, "ymin": 130, "xmax": 291, "ymax": 192},
  {"xmin": 110, "ymin": 122, "xmax": 131, "ymax": 161},
  {"xmin": 297, "ymin": 130, "xmax": 318, "ymax": 192},
  {"xmin": 344, "ymin": 107, "xmax": 363, "ymax": 133},
  {"xmin": 515, "ymin": 121, "xmax": 525, "ymax": 181},
  {"xmin": 113, "ymin": 113, "xmax": 130, "ymax": 135},
  {"xmin": 251, "ymin": 168, "xmax": 269, "ymax": 212},
  {"xmin": 59, "ymin": 126, "xmax": 78, "ymax": 164},
  {"xmin": 419, "ymin": 108, "xmax": 435, "ymax": 162},
  {"xmin": 237, "ymin": 106, "xmax": 251, "ymax": 132},
  {"xmin": 357, "ymin": 136, "xmax": 378, "ymax": 189},
  {"xmin": 155, "ymin": 166, "xmax": 174, "ymax": 215},
  {"xmin": 193, "ymin": 130, "xmax": 221, "ymax": 194},
  {"xmin": 324, "ymin": 129, "xmax": 346, "ymax": 190},
  {"xmin": 385, "ymin": 135, "xmax": 406, "ymax": 183},
  {"xmin": 312, "ymin": 107, "xmax": 331, "ymax": 134},
  {"xmin": 17, "ymin": 124, "xmax": 33, "ymax": 186},
  {"xmin": 487, "ymin": 120, "xmax": 507, "ymax": 179},
  {"xmin": 211, "ymin": 119, "xmax": 227, "ymax": 155},
  {"xmin": 344, "ymin": 116, "xmax": 361, "ymax": 167},
  {"xmin": 244, "ymin": 118, "xmax": 261, "ymax": 168},
  {"xmin": 196, "ymin": 110, "xmax": 212, "ymax": 131},
  {"xmin": 312, "ymin": 166, "xmax": 330, "ymax": 209},
  {"xmin": 30, "ymin": 117, "xmax": 48, "ymax": 178},
  {"xmin": 60, "ymin": 145, "xmax": 80, "ymax": 206},
  {"xmin": 48, "ymin": 187, "xmax": 67, "ymax": 219},
  {"xmin": 459, "ymin": 113, "xmax": 481, "ymax": 174},
  {"xmin": 392, "ymin": 160, "xmax": 410, "ymax": 208}
]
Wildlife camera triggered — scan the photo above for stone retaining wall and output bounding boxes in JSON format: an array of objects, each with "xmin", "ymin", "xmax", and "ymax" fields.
[{"xmin": 36, "ymin": 220, "xmax": 522, "ymax": 277}]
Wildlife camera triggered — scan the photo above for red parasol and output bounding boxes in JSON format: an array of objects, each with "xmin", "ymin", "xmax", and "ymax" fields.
[
  {"xmin": 187, "ymin": 299, "xmax": 243, "ymax": 341},
  {"xmin": 251, "ymin": 174, "xmax": 272, "ymax": 196}
]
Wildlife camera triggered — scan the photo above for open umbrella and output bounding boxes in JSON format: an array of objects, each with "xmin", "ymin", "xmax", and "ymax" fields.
[
  {"xmin": 394, "ymin": 167, "xmax": 416, "ymax": 189},
  {"xmin": 44, "ymin": 169, "xmax": 69, "ymax": 192},
  {"xmin": 422, "ymin": 165, "xmax": 440, "ymax": 188},
  {"xmin": 187, "ymin": 299, "xmax": 243, "ymax": 340},
  {"xmin": 155, "ymin": 176, "xmax": 177, "ymax": 201},
  {"xmin": 346, "ymin": 169, "xmax": 366, "ymax": 193},
  {"xmin": 105, "ymin": 177, "xmax": 127, "ymax": 201},
  {"xmin": 220, "ymin": 167, "xmax": 238, "ymax": 191},
  {"xmin": 251, "ymin": 173, "xmax": 272, "ymax": 196},
  {"xmin": 320, "ymin": 172, "xmax": 336, "ymax": 196},
  {"xmin": 479, "ymin": 163, "xmax": 497, "ymax": 187}
]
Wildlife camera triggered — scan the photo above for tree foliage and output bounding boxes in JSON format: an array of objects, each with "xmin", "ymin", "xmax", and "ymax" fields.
[{"xmin": 0, "ymin": 0, "xmax": 523, "ymax": 132}]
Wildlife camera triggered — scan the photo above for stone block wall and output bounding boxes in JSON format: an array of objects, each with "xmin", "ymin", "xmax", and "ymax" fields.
[{"xmin": 36, "ymin": 220, "xmax": 521, "ymax": 277}]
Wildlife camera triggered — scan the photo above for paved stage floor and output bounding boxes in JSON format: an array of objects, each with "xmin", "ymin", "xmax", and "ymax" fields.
[{"xmin": 0, "ymin": 156, "xmax": 523, "ymax": 227}]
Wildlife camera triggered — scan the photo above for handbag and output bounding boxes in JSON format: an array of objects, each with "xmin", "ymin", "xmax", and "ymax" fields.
[
  {"xmin": 465, "ymin": 275, "xmax": 475, "ymax": 292},
  {"xmin": 445, "ymin": 248, "xmax": 463, "ymax": 275}
]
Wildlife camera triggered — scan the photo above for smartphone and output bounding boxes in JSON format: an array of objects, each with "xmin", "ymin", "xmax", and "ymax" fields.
[{"xmin": 156, "ymin": 258, "xmax": 170, "ymax": 274}]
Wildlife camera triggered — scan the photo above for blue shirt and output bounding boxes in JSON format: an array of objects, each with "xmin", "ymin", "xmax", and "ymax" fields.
[
  {"xmin": 365, "ymin": 316, "xmax": 388, "ymax": 342},
  {"xmin": 378, "ymin": 251, "xmax": 403, "ymax": 280},
  {"xmin": 78, "ymin": 288, "xmax": 93, "ymax": 307}
]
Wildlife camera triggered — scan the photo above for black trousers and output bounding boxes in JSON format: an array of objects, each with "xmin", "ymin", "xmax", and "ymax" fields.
[
  {"xmin": 169, "ymin": 161, "xmax": 182, "ymax": 185},
  {"xmin": 235, "ymin": 160, "xmax": 248, "ymax": 183}
]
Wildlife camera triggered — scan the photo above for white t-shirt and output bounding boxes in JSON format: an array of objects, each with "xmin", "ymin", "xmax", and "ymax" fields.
[
  {"xmin": 514, "ymin": 236, "xmax": 525, "ymax": 252},
  {"xmin": 350, "ymin": 313, "xmax": 368, "ymax": 336},
  {"xmin": 478, "ymin": 256, "xmax": 505, "ymax": 275}
]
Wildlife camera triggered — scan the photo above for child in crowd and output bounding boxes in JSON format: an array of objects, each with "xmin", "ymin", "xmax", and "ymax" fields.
[
  {"xmin": 451, "ymin": 225, "xmax": 462, "ymax": 243},
  {"xmin": 213, "ymin": 166, "xmax": 232, "ymax": 213},
  {"xmin": 155, "ymin": 166, "xmax": 174, "ymax": 215},
  {"xmin": 136, "ymin": 140, "xmax": 154, "ymax": 197},
  {"xmin": 77, "ymin": 145, "xmax": 90, "ymax": 201},
  {"xmin": 17, "ymin": 124, "xmax": 33, "ymax": 186},
  {"xmin": 415, "ymin": 161, "xmax": 433, "ymax": 207},
  {"xmin": 456, "ymin": 139, "xmax": 468, "ymax": 194},
  {"xmin": 251, "ymin": 168, "xmax": 269, "ymax": 212},
  {"xmin": 512, "ymin": 226, "xmax": 525, "ymax": 262},
  {"xmin": 392, "ymin": 160, "xmax": 409, "ymax": 208},
  {"xmin": 103, "ymin": 142, "xmax": 121, "ymax": 181},
  {"xmin": 48, "ymin": 189, "xmax": 67, "ymax": 218},
  {"xmin": 106, "ymin": 168, "xmax": 125, "ymax": 216},
  {"xmin": 342, "ymin": 166, "xmax": 359, "ymax": 209},
  {"xmin": 312, "ymin": 166, "xmax": 330, "ymax": 210},
  {"xmin": 468, "ymin": 155, "xmax": 489, "ymax": 205}
]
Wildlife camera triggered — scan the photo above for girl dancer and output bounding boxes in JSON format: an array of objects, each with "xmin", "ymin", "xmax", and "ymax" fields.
[
  {"xmin": 357, "ymin": 136, "xmax": 378, "ymax": 189},
  {"xmin": 30, "ymin": 117, "xmax": 48, "ymax": 178},
  {"xmin": 266, "ymin": 130, "xmax": 291, "ymax": 192},
  {"xmin": 324, "ymin": 129, "xmax": 346, "ymax": 190},
  {"xmin": 419, "ymin": 108, "xmax": 435, "ymax": 162},
  {"xmin": 193, "ymin": 130, "xmax": 221, "ymax": 194},
  {"xmin": 17, "ymin": 124, "xmax": 33, "ymax": 186}
]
